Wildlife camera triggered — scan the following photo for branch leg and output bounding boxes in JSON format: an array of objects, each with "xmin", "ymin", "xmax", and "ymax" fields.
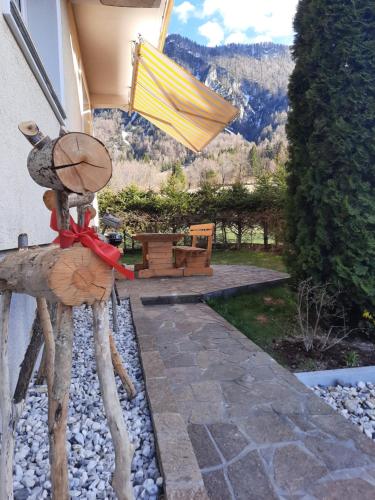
[
  {"xmin": 109, "ymin": 332, "xmax": 136, "ymax": 399},
  {"xmin": 0, "ymin": 291, "xmax": 14, "ymax": 500},
  {"xmin": 92, "ymin": 301, "xmax": 134, "ymax": 500},
  {"xmin": 36, "ymin": 298, "xmax": 55, "ymax": 396},
  {"xmin": 49, "ymin": 303, "xmax": 73, "ymax": 500}
]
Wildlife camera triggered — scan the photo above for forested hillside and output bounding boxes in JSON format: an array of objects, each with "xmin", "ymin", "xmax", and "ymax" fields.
[{"xmin": 94, "ymin": 34, "xmax": 292, "ymax": 191}]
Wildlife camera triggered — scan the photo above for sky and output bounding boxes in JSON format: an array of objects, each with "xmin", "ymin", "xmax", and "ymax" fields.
[{"xmin": 169, "ymin": 0, "xmax": 299, "ymax": 47}]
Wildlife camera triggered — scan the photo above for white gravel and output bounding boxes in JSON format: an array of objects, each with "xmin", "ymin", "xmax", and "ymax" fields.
[
  {"xmin": 13, "ymin": 300, "xmax": 162, "ymax": 500},
  {"xmin": 313, "ymin": 381, "xmax": 375, "ymax": 441}
]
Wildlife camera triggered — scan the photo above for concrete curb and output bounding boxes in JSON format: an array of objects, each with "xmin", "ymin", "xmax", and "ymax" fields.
[
  {"xmin": 140, "ymin": 277, "xmax": 290, "ymax": 306},
  {"xmin": 296, "ymin": 365, "xmax": 375, "ymax": 387}
]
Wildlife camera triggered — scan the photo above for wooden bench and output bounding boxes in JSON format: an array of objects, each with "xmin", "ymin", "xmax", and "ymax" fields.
[{"xmin": 173, "ymin": 223, "xmax": 214, "ymax": 276}]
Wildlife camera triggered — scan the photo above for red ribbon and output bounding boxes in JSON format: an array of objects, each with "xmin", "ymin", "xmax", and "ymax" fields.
[{"xmin": 50, "ymin": 209, "xmax": 134, "ymax": 280}]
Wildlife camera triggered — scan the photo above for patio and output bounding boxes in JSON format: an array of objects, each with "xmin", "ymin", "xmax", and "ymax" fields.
[{"xmin": 118, "ymin": 265, "xmax": 375, "ymax": 499}]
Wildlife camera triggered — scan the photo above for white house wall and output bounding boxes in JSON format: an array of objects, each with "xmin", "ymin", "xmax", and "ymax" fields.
[{"xmin": 0, "ymin": 0, "xmax": 86, "ymax": 390}]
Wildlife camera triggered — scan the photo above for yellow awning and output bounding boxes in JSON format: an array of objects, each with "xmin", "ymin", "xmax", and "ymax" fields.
[{"xmin": 129, "ymin": 41, "xmax": 239, "ymax": 153}]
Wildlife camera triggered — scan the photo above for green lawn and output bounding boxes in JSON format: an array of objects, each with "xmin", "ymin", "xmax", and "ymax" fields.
[
  {"xmin": 208, "ymin": 285, "xmax": 295, "ymax": 362},
  {"xmin": 211, "ymin": 248, "xmax": 286, "ymax": 272}
]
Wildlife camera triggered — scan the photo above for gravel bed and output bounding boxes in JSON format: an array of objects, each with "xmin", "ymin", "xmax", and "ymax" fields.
[
  {"xmin": 12, "ymin": 300, "xmax": 162, "ymax": 500},
  {"xmin": 313, "ymin": 381, "xmax": 375, "ymax": 441}
]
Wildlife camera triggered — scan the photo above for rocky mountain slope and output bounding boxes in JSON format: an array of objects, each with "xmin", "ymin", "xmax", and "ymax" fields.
[
  {"xmin": 94, "ymin": 35, "xmax": 293, "ymax": 190},
  {"xmin": 164, "ymin": 34, "xmax": 293, "ymax": 143}
]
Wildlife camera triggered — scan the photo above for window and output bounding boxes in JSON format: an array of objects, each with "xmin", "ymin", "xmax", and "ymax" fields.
[{"xmin": 3, "ymin": 0, "xmax": 66, "ymax": 123}]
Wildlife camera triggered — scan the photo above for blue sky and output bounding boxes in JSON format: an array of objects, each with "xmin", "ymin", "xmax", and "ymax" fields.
[{"xmin": 169, "ymin": 0, "xmax": 299, "ymax": 46}]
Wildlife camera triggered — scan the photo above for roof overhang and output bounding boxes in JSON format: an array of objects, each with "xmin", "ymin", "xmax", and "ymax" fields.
[{"xmin": 70, "ymin": 0, "xmax": 173, "ymax": 111}]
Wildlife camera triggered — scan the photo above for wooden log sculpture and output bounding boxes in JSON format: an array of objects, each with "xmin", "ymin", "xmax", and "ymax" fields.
[{"xmin": 0, "ymin": 122, "xmax": 136, "ymax": 500}]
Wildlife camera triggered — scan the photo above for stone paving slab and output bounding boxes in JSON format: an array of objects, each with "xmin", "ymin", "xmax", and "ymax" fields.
[
  {"xmin": 119, "ymin": 266, "xmax": 375, "ymax": 499},
  {"xmin": 117, "ymin": 265, "xmax": 289, "ymax": 304}
]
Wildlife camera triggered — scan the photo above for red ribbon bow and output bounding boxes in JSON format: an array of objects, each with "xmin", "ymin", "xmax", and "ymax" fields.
[{"xmin": 50, "ymin": 209, "xmax": 134, "ymax": 280}]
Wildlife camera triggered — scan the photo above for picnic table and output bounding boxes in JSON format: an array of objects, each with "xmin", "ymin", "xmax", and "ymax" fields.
[{"xmin": 132, "ymin": 233, "xmax": 184, "ymax": 278}]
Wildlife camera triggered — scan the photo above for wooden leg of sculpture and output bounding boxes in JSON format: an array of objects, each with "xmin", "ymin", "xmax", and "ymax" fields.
[
  {"xmin": 0, "ymin": 291, "xmax": 13, "ymax": 500},
  {"xmin": 109, "ymin": 332, "xmax": 136, "ymax": 399},
  {"xmin": 48, "ymin": 303, "xmax": 73, "ymax": 500},
  {"xmin": 92, "ymin": 301, "xmax": 135, "ymax": 500},
  {"xmin": 36, "ymin": 298, "xmax": 55, "ymax": 402}
]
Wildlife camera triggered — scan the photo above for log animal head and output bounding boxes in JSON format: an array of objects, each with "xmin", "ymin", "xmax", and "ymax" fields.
[{"xmin": 19, "ymin": 122, "xmax": 112, "ymax": 194}]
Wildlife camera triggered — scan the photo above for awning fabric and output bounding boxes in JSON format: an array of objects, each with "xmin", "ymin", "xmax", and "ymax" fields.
[{"xmin": 129, "ymin": 41, "xmax": 239, "ymax": 153}]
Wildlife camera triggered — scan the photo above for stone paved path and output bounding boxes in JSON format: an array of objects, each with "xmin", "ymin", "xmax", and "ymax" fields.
[{"xmin": 118, "ymin": 266, "xmax": 375, "ymax": 499}]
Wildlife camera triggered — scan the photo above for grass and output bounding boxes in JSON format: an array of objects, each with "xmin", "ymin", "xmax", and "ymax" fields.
[
  {"xmin": 211, "ymin": 248, "xmax": 286, "ymax": 272},
  {"xmin": 122, "ymin": 247, "xmax": 286, "ymax": 273},
  {"xmin": 207, "ymin": 285, "xmax": 295, "ymax": 356}
]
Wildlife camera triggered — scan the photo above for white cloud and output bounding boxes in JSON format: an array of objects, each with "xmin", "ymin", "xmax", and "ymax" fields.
[
  {"xmin": 175, "ymin": 1, "xmax": 195, "ymax": 23},
  {"xmin": 198, "ymin": 21, "xmax": 225, "ymax": 47},
  {"xmin": 225, "ymin": 32, "xmax": 251, "ymax": 45},
  {"xmin": 202, "ymin": 0, "xmax": 298, "ymax": 41}
]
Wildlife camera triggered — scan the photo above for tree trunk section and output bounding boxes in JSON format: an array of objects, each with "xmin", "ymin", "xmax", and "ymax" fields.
[
  {"xmin": 0, "ymin": 245, "xmax": 113, "ymax": 306},
  {"xmin": 0, "ymin": 291, "xmax": 13, "ymax": 500},
  {"xmin": 49, "ymin": 303, "xmax": 73, "ymax": 500},
  {"xmin": 92, "ymin": 301, "xmax": 134, "ymax": 500}
]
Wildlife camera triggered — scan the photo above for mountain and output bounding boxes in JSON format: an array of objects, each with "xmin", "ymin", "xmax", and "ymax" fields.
[
  {"xmin": 164, "ymin": 34, "xmax": 293, "ymax": 143},
  {"xmin": 94, "ymin": 35, "xmax": 293, "ymax": 190}
]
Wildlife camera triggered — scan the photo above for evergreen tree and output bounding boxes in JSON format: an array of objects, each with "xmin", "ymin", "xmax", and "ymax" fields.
[
  {"xmin": 286, "ymin": 0, "xmax": 375, "ymax": 317},
  {"xmin": 163, "ymin": 161, "xmax": 186, "ymax": 194}
]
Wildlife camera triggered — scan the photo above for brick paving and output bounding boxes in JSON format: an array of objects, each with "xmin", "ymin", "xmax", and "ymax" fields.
[{"xmin": 118, "ymin": 265, "xmax": 375, "ymax": 499}]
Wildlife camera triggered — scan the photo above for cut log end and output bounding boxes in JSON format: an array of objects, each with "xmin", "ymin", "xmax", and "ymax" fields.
[
  {"xmin": 48, "ymin": 247, "xmax": 113, "ymax": 305},
  {"xmin": 18, "ymin": 121, "xmax": 39, "ymax": 137}
]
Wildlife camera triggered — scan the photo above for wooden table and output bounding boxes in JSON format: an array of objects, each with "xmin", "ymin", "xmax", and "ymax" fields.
[{"xmin": 132, "ymin": 233, "xmax": 184, "ymax": 278}]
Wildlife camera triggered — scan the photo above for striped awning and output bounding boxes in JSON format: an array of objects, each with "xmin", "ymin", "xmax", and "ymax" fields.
[{"xmin": 129, "ymin": 41, "xmax": 239, "ymax": 153}]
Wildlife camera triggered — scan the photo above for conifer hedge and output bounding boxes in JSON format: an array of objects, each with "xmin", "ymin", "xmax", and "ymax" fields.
[{"xmin": 286, "ymin": 0, "xmax": 375, "ymax": 316}]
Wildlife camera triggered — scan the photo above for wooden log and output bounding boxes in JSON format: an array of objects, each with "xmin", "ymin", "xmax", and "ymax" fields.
[
  {"xmin": 0, "ymin": 246, "xmax": 113, "ymax": 306},
  {"xmin": 0, "ymin": 291, "xmax": 13, "ymax": 500},
  {"xmin": 109, "ymin": 332, "xmax": 136, "ymax": 399},
  {"xmin": 43, "ymin": 190, "xmax": 95, "ymax": 211},
  {"xmin": 92, "ymin": 301, "xmax": 134, "ymax": 500},
  {"xmin": 49, "ymin": 303, "xmax": 73, "ymax": 500}
]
